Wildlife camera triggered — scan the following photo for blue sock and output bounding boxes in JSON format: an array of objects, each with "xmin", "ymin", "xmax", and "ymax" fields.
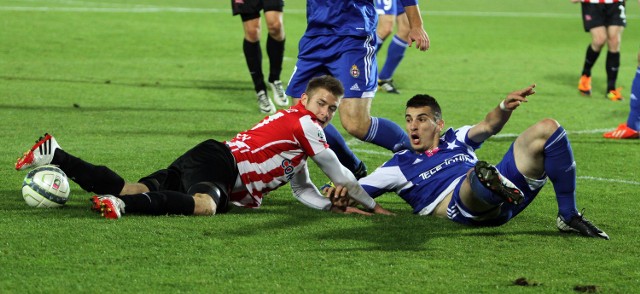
[
  {"xmin": 323, "ymin": 124, "xmax": 362, "ymax": 172},
  {"xmin": 544, "ymin": 127, "xmax": 579, "ymax": 219},
  {"xmin": 375, "ymin": 34, "xmax": 384, "ymax": 54},
  {"xmin": 363, "ymin": 117, "xmax": 410, "ymax": 152},
  {"xmin": 468, "ymin": 170, "xmax": 503, "ymax": 205},
  {"xmin": 626, "ymin": 66, "xmax": 640, "ymax": 131},
  {"xmin": 379, "ymin": 35, "xmax": 408, "ymax": 80}
]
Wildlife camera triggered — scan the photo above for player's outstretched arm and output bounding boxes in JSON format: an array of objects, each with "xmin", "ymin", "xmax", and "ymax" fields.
[
  {"xmin": 311, "ymin": 148, "xmax": 381, "ymax": 211},
  {"xmin": 289, "ymin": 166, "xmax": 373, "ymax": 215},
  {"xmin": 468, "ymin": 84, "xmax": 536, "ymax": 143},
  {"xmin": 289, "ymin": 166, "xmax": 333, "ymax": 211},
  {"xmin": 322, "ymin": 184, "xmax": 394, "ymax": 216}
]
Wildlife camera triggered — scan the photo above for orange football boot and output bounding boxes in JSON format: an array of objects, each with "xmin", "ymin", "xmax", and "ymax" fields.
[
  {"xmin": 603, "ymin": 123, "xmax": 639, "ymax": 139},
  {"xmin": 578, "ymin": 75, "xmax": 591, "ymax": 96},
  {"xmin": 606, "ymin": 88, "xmax": 623, "ymax": 101}
]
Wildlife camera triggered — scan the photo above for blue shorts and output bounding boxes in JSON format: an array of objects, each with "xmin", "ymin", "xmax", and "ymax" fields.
[
  {"xmin": 375, "ymin": 0, "xmax": 405, "ymax": 16},
  {"xmin": 446, "ymin": 143, "xmax": 545, "ymax": 227},
  {"xmin": 285, "ymin": 35, "xmax": 378, "ymax": 99}
]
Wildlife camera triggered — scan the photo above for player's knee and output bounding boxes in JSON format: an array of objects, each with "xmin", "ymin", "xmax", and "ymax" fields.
[
  {"xmin": 244, "ymin": 28, "xmax": 261, "ymax": 42},
  {"xmin": 120, "ymin": 183, "xmax": 150, "ymax": 195},
  {"xmin": 267, "ymin": 22, "xmax": 283, "ymax": 38},
  {"xmin": 607, "ymin": 40, "xmax": 621, "ymax": 52},
  {"xmin": 187, "ymin": 182, "xmax": 230, "ymax": 215},
  {"xmin": 534, "ymin": 118, "xmax": 560, "ymax": 139},
  {"xmin": 193, "ymin": 193, "xmax": 216, "ymax": 216},
  {"xmin": 339, "ymin": 115, "xmax": 370, "ymax": 139},
  {"xmin": 377, "ymin": 26, "xmax": 393, "ymax": 39},
  {"xmin": 591, "ymin": 36, "xmax": 607, "ymax": 49},
  {"xmin": 341, "ymin": 121, "xmax": 368, "ymax": 139}
]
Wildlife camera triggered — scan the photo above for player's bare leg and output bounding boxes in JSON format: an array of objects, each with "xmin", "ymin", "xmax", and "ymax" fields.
[
  {"xmin": 337, "ymin": 98, "xmax": 372, "ymax": 139},
  {"xmin": 120, "ymin": 183, "xmax": 150, "ymax": 195},
  {"xmin": 193, "ymin": 193, "xmax": 217, "ymax": 216}
]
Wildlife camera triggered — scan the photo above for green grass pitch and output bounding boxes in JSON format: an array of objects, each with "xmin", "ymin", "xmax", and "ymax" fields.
[{"xmin": 1, "ymin": 0, "xmax": 639, "ymax": 292}]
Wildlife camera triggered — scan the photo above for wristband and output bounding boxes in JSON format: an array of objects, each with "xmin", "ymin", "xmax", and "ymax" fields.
[{"xmin": 499, "ymin": 100, "xmax": 510, "ymax": 112}]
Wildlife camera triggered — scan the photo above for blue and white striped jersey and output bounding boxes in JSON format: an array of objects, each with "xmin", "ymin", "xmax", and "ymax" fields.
[{"xmin": 360, "ymin": 126, "xmax": 483, "ymax": 214}]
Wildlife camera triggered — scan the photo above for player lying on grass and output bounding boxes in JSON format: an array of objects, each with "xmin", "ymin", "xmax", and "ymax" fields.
[
  {"xmin": 15, "ymin": 75, "xmax": 390, "ymax": 219},
  {"xmin": 324, "ymin": 85, "xmax": 609, "ymax": 239}
]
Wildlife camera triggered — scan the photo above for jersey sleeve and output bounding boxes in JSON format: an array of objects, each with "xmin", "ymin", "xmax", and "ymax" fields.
[
  {"xmin": 290, "ymin": 164, "xmax": 332, "ymax": 211},
  {"xmin": 294, "ymin": 115, "xmax": 330, "ymax": 157},
  {"xmin": 359, "ymin": 156, "xmax": 410, "ymax": 199},
  {"xmin": 452, "ymin": 125, "xmax": 483, "ymax": 150},
  {"xmin": 311, "ymin": 149, "xmax": 377, "ymax": 210}
]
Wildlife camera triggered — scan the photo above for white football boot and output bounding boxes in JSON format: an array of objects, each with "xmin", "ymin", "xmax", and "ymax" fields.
[
  {"xmin": 269, "ymin": 80, "xmax": 289, "ymax": 107},
  {"xmin": 15, "ymin": 133, "xmax": 61, "ymax": 171},
  {"xmin": 257, "ymin": 90, "xmax": 276, "ymax": 114}
]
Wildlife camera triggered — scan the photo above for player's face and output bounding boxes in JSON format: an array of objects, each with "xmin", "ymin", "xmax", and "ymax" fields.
[
  {"xmin": 405, "ymin": 106, "xmax": 443, "ymax": 153},
  {"xmin": 301, "ymin": 88, "xmax": 340, "ymax": 128}
]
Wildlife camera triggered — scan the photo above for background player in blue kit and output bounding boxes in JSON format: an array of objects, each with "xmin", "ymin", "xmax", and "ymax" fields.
[
  {"xmin": 604, "ymin": 47, "xmax": 640, "ymax": 139},
  {"xmin": 375, "ymin": 0, "xmax": 412, "ymax": 94},
  {"xmin": 285, "ymin": 0, "xmax": 430, "ymax": 178},
  {"xmin": 326, "ymin": 85, "xmax": 609, "ymax": 240}
]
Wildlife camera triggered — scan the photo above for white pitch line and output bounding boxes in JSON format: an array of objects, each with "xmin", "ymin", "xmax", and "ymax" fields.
[
  {"xmin": 0, "ymin": 6, "xmax": 226, "ymax": 13},
  {"xmin": 578, "ymin": 176, "xmax": 640, "ymax": 186},
  {"xmin": 17, "ymin": 0, "xmax": 158, "ymax": 7},
  {"xmin": 1, "ymin": 6, "xmax": 638, "ymax": 19}
]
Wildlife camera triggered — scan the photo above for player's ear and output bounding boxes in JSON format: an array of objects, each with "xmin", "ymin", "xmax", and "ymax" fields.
[
  {"xmin": 436, "ymin": 119, "xmax": 445, "ymax": 131},
  {"xmin": 300, "ymin": 93, "xmax": 309, "ymax": 105}
]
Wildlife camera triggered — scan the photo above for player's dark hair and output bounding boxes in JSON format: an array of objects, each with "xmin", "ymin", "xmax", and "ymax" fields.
[
  {"xmin": 406, "ymin": 94, "xmax": 442, "ymax": 121},
  {"xmin": 306, "ymin": 75, "xmax": 345, "ymax": 99}
]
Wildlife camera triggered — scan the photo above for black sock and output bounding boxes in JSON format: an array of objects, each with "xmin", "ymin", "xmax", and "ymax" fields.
[
  {"xmin": 120, "ymin": 191, "xmax": 194, "ymax": 215},
  {"xmin": 51, "ymin": 149, "xmax": 124, "ymax": 195},
  {"xmin": 582, "ymin": 45, "xmax": 600, "ymax": 76},
  {"xmin": 243, "ymin": 39, "xmax": 266, "ymax": 92},
  {"xmin": 266, "ymin": 35, "xmax": 285, "ymax": 83},
  {"xmin": 606, "ymin": 51, "xmax": 620, "ymax": 91}
]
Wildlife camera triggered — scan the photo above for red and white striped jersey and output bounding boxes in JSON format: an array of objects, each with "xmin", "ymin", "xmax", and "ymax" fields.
[
  {"xmin": 579, "ymin": 0, "xmax": 623, "ymax": 3},
  {"xmin": 225, "ymin": 102, "xmax": 329, "ymax": 208}
]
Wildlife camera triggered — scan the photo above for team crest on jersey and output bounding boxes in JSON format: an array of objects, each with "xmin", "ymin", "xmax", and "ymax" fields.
[
  {"xmin": 350, "ymin": 64, "xmax": 360, "ymax": 78},
  {"xmin": 317, "ymin": 130, "xmax": 326, "ymax": 142}
]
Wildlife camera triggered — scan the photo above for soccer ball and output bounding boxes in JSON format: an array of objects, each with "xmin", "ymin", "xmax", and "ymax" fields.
[{"xmin": 22, "ymin": 165, "xmax": 70, "ymax": 208}]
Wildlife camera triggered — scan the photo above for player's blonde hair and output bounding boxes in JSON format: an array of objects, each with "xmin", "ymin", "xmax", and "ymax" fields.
[{"xmin": 305, "ymin": 75, "xmax": 345, "ymax": 100}]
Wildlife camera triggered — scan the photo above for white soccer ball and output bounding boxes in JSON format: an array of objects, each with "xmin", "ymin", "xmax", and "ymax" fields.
[{"xmin": 22, "ymin": 165, "xmax": 70, "ymax": 208}]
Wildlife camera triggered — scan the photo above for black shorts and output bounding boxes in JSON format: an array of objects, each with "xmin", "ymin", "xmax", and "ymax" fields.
[
  {"xmin": 581, "ymin": 2, "xmax": 627, "ymax": 32},
  {"xmin": 232, "ymin": 0, "xmax": 284, "ymax": 21},
  {"xmin": 138, "ymin": 139, "xmax": 238, "ymax": 196}
]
